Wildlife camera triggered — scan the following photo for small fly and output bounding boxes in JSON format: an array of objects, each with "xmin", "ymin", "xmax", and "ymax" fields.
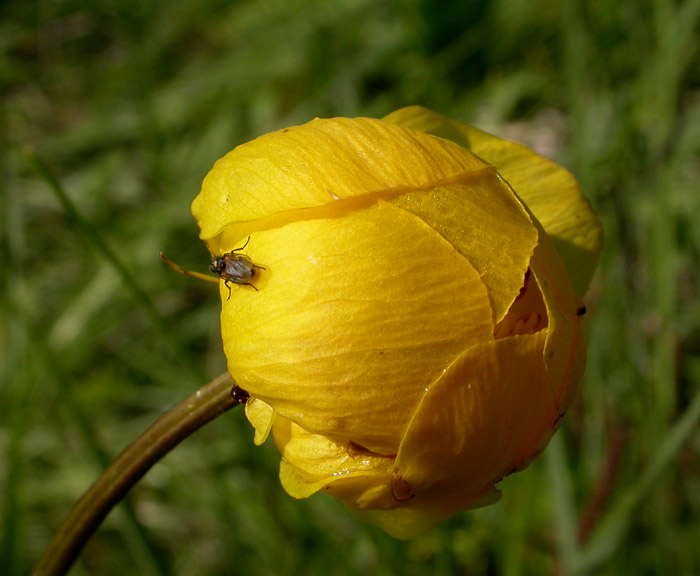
[
  {"xmin": 210, "ymin": 237, "xmax": 265, "ymax": 299},
  {"xmin": 160, "ymin": 236, "xmax": 264, "ymax": 300}
]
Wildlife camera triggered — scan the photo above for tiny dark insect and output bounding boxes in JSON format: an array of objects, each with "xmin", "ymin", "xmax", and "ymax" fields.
[
  {"xmin": 231, "ymin": 385, "xmax": 250, "ymax": 405},
  {"xmin": 577, "ymin": 306, "xmax": 587, "ymax": 316},
  {"xmin": 210, "ymin": 237, "xmax": 265, "ymax": 300}
]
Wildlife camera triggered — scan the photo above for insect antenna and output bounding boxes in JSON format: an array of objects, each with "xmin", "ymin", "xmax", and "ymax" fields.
[{"xmin": 159, "ymin": 253, "xmax": 220, "ymax": 285}]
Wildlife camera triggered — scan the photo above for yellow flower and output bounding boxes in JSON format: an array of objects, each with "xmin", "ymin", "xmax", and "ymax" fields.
[{"xmin": 192, "ymin": 106, "xmax": 602, "ymax": 539}]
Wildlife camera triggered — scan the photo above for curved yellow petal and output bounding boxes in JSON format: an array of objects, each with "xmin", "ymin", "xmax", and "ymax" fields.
[
  {"xmin": 272, "ymin": 417, "xmax": 395, "ymax": 505},
  {"xmin": 244, "ymin": 397, "xmax": 275, "ymax": 445},
  {"xmin": 350, "ymin": 508, "xmax": 448, "ymax": 540},
  {"xmin": 192, "ymin": 116, "xmax": 493, "ymax": 255},
  {"xmin": 389, "ymin": 178, "xmax": 537, "ymax": 324},
  {"xmin": 393, "ymin": 331, "xmax": 559, "ymax": 516},
  {"xmin": 529, "ymin": 220, "xmax": 586, "ymax": 413},
  {"xmin": 274, "ymin": 410, "xmax": 502, "ymax": 540},
  {"xmin": 272, "ymin": 413, "xmax": 502, "ymax": 540},
  {"xmin": 384, "ymin": 106, "xmax": 603, "ymax": 296},
  {"xmin": 351, "ymin": 485, "xmax": 501, "ymax": 540},
  {"xmin": 221, "ymin": 200, "xmax": 494, "ymax": 454}
]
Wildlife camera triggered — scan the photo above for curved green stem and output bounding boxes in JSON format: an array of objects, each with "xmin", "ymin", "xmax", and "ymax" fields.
[{"xmin": 32, "ymin": 373, "xmax": 246, "ymax": 576}]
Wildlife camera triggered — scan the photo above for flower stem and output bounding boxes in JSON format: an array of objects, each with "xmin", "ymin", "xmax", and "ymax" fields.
[{"xmin": 32, "ymin": 372, "xmax": 245, "ymax": 576}]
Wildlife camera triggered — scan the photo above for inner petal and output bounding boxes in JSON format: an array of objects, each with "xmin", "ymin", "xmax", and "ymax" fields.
[{"xmin": 494, "ymin": 268, "xmax": 548, "ymax": 339}]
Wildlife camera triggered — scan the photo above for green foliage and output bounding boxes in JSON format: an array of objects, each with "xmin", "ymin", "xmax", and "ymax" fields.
[{"xmin": 2, "ymin": 0, "xmax": 699, "ymax": 574}]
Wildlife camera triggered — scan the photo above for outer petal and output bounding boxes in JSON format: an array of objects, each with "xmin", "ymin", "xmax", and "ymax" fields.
[
  {"xmin": 389, "ymin": 180, "xmax": 537, "ymax": 324},
  {"xmin": 272, "ymin": 417, "xmax": 500, "ymax": 540},
  {"xmin": 273, "ymin": 417, "xmax": 395, "ymax": 506},
  {"xmin": 529, "ymin": 220, "xmax": 586, "ymax": 413},
  {"xmin": 244, "ymin": 397, "xmax": 275, "ymax": 445},
  {"xmin": 196, "ymin": 113, "xmax": 538, "ymax": 329},
  {"xmin": 383, "ymin": 106, "xmax": 603, "ymax": 297},
  {"xmin": 392, "ymin": 330, "xmax": 558, "ymax": 517},
  {"xmin": 351, "ymin": 486, "xmax": 501, "ymax": 540},
  {"xmin": 193, "ymin": 117, "xmax": 493, "ymax": 255},
  {"xmin": 274, "ymin": 333, "xmax": 561, "ymax": 540},
  {"xmin": 221, "ymin": 200, "xmax": 494, "ymax": 454}
]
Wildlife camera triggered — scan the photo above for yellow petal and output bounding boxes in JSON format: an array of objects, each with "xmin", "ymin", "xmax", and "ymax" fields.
[
  {"xmin": 351, "ymin": 486, "xmax": 501, "ymax": 540},
  {"xmin": 529, "ymin": 220, "xmax": 587, "ymax": 413},
  {"xmin": 393, "ymin": 331, "xmax": 558, "ymax": 516},
  {"xmin": 350, "ymin": 508, "xmax": 447, "ymax": 540},
  {"xmin": 273, "ymin": 416, "xmax": 501, "ymax": 540},
  {"xmin": 192, "ymin": 116, "xmax": 494, "ymax": 256},
  {"xmin": 384, "ymin": 106, "xmax": 603, "ymax": 297},
  {"xmin": 221, "ymin": 200, "xmax": 494, "ymax": 455},
  {"xmin": 388, "ymin": 178, "xmax": 538, "ymax": 324},
  {"xmin": 244, "ymin": 397, "xmax": 275, "ymax": 445},
  {"xmin": 273, "ymin": 416, "xmax": 395, "ymax": 506},
  {"xmin": 349, "ymin": 486, "xmax": 501, "ymax": 540}
]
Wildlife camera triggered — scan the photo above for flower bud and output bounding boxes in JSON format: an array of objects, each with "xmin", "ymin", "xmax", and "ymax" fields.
[{"xmin": 192, "ymin": 106, "xmax": 602, "ymax": 539}]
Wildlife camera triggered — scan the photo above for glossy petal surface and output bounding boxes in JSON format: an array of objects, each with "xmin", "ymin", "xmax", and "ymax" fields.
[
  {"xmin": 384, "ymin": 106, "xmax": 603, "ymax": 296},
  {"xmin": 274, "ymin": 417, "xmax": 394, "ymax": 505},
  {"xmin": 193, "ymin": 117, "xmax": 492, "ymax": 255},
  {"xmin": 221, "ymin": 201, "xmax": 493, "ymax": 454},
  {"xmin": 389, "ymin": 179, "xmax": 537, "ymax": 324},
  {"xmin": 394, "ymin": 330, "xmax": 557, "ymax": 512}
]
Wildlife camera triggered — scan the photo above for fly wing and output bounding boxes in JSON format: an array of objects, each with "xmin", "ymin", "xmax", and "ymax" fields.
[{"xmin": 224, "ymin": 255, "xmax": 255, "ymax": 282}]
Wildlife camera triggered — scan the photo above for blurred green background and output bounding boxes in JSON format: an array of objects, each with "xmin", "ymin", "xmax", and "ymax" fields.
[{"xmin": 2, "ymin": 0, "xmax": 699, "ymax": 574}]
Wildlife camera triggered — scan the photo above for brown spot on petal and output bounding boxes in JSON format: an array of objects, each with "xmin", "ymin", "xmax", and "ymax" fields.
[{"xmin": 391, "ymin": 472, "xmax": 414, "ymax": 502}]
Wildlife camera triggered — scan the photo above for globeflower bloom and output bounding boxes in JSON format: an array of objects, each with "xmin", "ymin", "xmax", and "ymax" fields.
[{"xmin": 192, "ymin": 106, "xmax": 602, "ymax": 539}]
